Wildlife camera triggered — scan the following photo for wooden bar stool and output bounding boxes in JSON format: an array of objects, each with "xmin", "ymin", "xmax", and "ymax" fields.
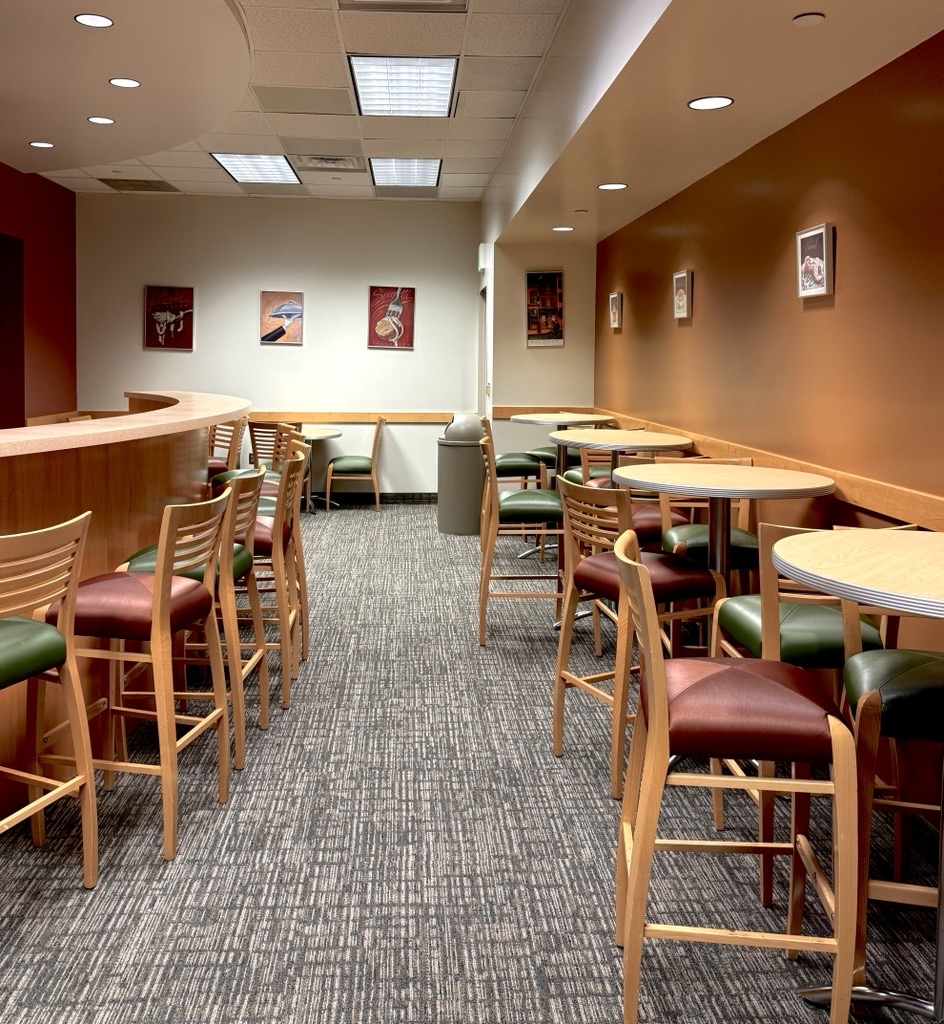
[
  {"xmin": 0, "ymin": 511, "xmax": 97, "ymax": 888},
  {"xmin": 44, "ymin": 493, "xmax": 231, "ymax": 861}
]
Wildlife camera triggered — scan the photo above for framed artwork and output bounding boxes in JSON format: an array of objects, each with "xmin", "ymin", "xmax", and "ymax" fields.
[
  {"xmin": 525, "ymin": 271, "xmax": 564, "ymax": 347},
  {"xmin": 608, "ymin": 291, "xmax": 623, "ymax": 329},
  {"xmin": 673, "ymin": 270, "xmax": 692, "ymax": 319},
  {"xmin": 144, "ymin": 286, "xmax": 193, "ymax": 350},
  {"xmin": 796, "ymin": 223, "xmax": 834, "ymax": 297},
  {"xmin": 261, "ymin": 290, "xmax": 303, "ymax": 345},
  {"xmin": 368, "ymin": 285, "xmax": 415, "ymax": 350}
]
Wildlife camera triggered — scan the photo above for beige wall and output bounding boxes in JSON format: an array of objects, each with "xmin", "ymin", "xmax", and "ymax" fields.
[{"xmin": 594, "ymin": 31, "xmax": 944, "ymax": 498}]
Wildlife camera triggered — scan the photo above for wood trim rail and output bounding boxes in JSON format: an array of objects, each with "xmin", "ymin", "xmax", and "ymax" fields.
[
  {"xmin": 495, "ymin": 405, "xmax": 944, "ymax": 531},
  {"xmin": 249, "ymin": 411, "xmax": 453, "ymax": 425}
]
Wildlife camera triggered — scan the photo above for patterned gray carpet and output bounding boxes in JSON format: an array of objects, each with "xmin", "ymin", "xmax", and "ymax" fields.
[{"xmin": 0, "ymin": 504, "xmax": 936, "ymax": 1022}]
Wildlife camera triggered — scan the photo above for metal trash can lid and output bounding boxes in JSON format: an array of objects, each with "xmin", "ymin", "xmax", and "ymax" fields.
[{"xmin": 440, "ymin": 412, "xmax": 485, "ymax": 444}]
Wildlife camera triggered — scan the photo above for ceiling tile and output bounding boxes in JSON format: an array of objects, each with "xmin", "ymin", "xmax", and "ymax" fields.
[
  {"xmin": 242, "ymin": 8, "xmax": 341, "ymax": 53},
  {"xmin": 298, "ymin": 169, "xmax": 372, "ymax": 185},
  {"xmin": 465, "ymin": 14, "xmax": 559, "ymax": 56},
  {"xmin": 242, "ymin": 182, "xmax": 309, "ymax": 196},
  {"xmin": 305, "ymin": 184, "xmax": 376, "ymax": 198},
  {"xmin": 448, "ymin": 118, "xmax": 514, "ymax": 140},
  {"xmin": 339, "ymin": 12, "xmax": 465, "ymax": 55},
  {"xmin": 440, "ymin": 172, "xmax": 491, "ymax": 186},
  {"xmin": 81, "ymin": 163, "xmax": 161, "ymax": 179},
  {"xmin": 139, "ymin": 150, "xmax": 219, "ymax": 168},
  {"xmin": 40, "ymin": 167, "xmax": 94, "ymax": 179},
  {"xmin": 250, "ymin": 52, "xmax": 350, "ymax": 89},
  {"xmin": 211, "ymin": 110, "xmax": 273, "ymax": 135},
  {"xmin": 457, "ymin": 56, "xmax": 541, "ymax": 91},
  {"xmin": 441, "ymin": 157, "xmax": 497, "ymax": 173},
  {"xmin": 160, "ymin": 180, "xmax": 246, "ymax": 195},
  {"xmin": 267, "ymin": 113, "xmax": 360, "ymax": 138},
  {"xmin": 363, "ymin": 140, "xmax": 446, "ymax": 158},
  {"xmin": 455, "ymin": 90, "xmax": 525, "ymax": 118},
  {"xmin": 197, "ymin": 133, "xmax": 285, "ymax": 153},
  {"xmin": 280, "ymin": 137, "xmax": 364, "ymax": 156},
  {"xmin": 254, "ymin": 87, "xmax": 354, "ymax": 115},
  {"xmin": 45, "ymin": 176, "xmax": 113, "ymax": 192},
  {"xmin": 472, "ymin": 0, "xmax": 567, "ymax": 12},
  {"xmin": 234, "ymin": 90, "xmax": 263, "ymax": 112},
  {"xmin": 360, "ymin": 117, "xmax": 450, "ymax": 140},
  {"xmin": 240, "ymin": 0, "xmax": 332, "ymax": 7},
  {"xmin": 148, "ymin": 166, "xmax": 234, "ymax": 182},
  {"xmin": 437, "ymin": 185, "xmax": 484, "ymax": 201},
  {"xmin": 443, "ymin": 138, "xmax": 505, "ymax": 158}
]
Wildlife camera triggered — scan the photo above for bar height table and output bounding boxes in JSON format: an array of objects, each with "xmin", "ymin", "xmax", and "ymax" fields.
[
  {"xmin": 509, "ymin": 412, "xmax": 615, "ymax": 478},
  {"xmin": 612, "ymin": 461, "xmax": 835, "ymax": 580},
  {"xmin": 772, "ymin": 528, "xmax": 944, "ymax": 1021},
  {"xmin": 300, "ymin": 424, "xmax": 342, "ymax": 512},
  {"xmin": 548, "ymin": 427, "xmax": 692, "ymax": 476}
]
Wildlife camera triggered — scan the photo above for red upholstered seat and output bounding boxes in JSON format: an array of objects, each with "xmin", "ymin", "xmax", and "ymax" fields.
[{"xmin": 574, "ymin": 549, "xmax": 717, "ymax": 606}]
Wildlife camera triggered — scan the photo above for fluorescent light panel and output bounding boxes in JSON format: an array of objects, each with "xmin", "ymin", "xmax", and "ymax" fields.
[
  {"xmin": 370, "ymin": 158, "xmax": 441, "ymax": 186},
  {"xmin": 211, "ymin": 153, "xmax": 301, "ymax": 184},
  {"xmin": 350, "ymin": 56, "xmax": 457, "ymax": 117}
]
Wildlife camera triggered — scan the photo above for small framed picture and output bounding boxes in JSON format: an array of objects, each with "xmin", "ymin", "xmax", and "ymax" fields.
[
  {"xmin": 144, "ymin": 286, "xmax": 193, "ymax": 350},
  {"xmin": 608, "ymin": 291, "xmax": 623, "ymax": 329},
  {"xmin": 672, "ymin": 270, "xmax": 692, "ymax": 319},
  {"xmin": 261, "ymin": 290, "xmax": 303, "ymax": 345},
  {"xmin": 796, "ymin": 223, "xmax": 834, "ymax": 297}
]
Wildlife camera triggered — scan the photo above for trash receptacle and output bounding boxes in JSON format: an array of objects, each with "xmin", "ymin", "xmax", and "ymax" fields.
[{"xmin": 437, "ymin": 412, "xmax": 486, "ymax": 535}]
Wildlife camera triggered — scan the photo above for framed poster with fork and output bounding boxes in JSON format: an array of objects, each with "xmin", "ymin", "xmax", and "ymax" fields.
[{"xmin": 368, "ymin": 285, "xmax": 415, "ymax": 349}]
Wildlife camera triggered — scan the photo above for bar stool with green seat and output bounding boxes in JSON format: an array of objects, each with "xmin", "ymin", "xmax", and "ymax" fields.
[
  {"xmin": 325, "ymin": 416, "xmax": 385, "ymax": 510},
  {"xmin": 0, "ymin": 511, "xmax": 98, "ymax": 888},
  {"xmin": 480, "ymin": 416, "xmax": 543, "ymax": 489},
  {"xmin": 46, "ymin": 491, "xmax": 231, "ymax": 861},
  {"xmin": 123, "ymin": 471, "xmax": 268, "ymax": 772}
]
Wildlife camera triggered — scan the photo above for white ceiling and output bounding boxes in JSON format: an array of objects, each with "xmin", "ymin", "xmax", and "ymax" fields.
[{"xmin": 2, "ymin": 0, "xmax": 943, "ymax": 244}]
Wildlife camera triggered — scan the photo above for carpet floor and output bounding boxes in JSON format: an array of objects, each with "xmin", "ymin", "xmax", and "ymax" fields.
[{"xmin": 0, "ymin": 504, "xmax": 935, "ymax": 1023}]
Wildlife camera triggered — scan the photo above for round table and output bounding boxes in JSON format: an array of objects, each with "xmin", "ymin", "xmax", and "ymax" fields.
[
  {"xmin": 612, "ymin": 461, "xmax": 835, "ymax": 578},
  {"xmin": 772, "ymin": 528, "xmax": 944, "ymax": 1019},
  {"xmin": 549, "ymin": 428, "xmax": 692, "ymax": 476},
  {"xmin": 300, "ymin": 425, "xmax": 342, "ymax": 512},
  {"xmin": 510, "ymin": 412, "xmax": 615, "ymax": 476}
]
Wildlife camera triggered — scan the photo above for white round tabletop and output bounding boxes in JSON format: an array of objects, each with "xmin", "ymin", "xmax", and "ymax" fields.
[
  {"xmin": 510, "ymin": 412, "xmax": 614, "ymax": 427},
  {"xmin": 301, "ymin": 425, "xmax": 342, "ymax": 440},
  {"xmin": 549, "ymin": 428, "xmax": 692, "ymax": 451},
  {"xmin": 612, "ymin": 462, "xmax": 835, "ymax": 500},
  {"xmin": 772, "ymin": 529, "xmax": 944, "ymax": 619}
]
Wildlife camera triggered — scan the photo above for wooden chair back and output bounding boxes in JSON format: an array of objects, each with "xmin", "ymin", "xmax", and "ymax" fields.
[
  {"xmin": 654, "ymin": 455, "xmax": 753, "ymax": 533},
  {"xmin": 210, "ymin": 416, "xmax": 248, "ymax": 471},
  {"xmin": 250, "ymin": 421, "xmax": 300, "ymax": 472}
]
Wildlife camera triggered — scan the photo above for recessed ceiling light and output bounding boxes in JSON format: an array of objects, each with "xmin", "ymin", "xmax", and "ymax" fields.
[
  {"xmin": 350, "ymin": 56, "xmax": 458, "ymax": 117},
  {"xmin": 597, "ymin": 182, "xmax": 628, "ymax": 191},
  {"xmin": 75, "ymin": 13, "xmax": 112, "ymax": 28},
  {"xmin": 688, "ymin": 96, "xmax": 734, "ymax": 110},
  {"xmin": 109, "ymin": 78, "xmax": 141, "ymax": 89},
  {"xmin": 792, "ymin": 11, "xmax": 825, "ymax": 25},
  {"xmin": 369, "ymin": 158, "xmax": 441, "ymax": 186},
  {"xmin": 552, "ymin": 226, "xmax": 574, "ymax": 232},
  {"xmin": 211, "ymin": 153, "xmax": 301, "ymax": 184},
  {"xmin": 88, "ymin": 116, "xmax": 115, "ymax": 125},
  {"xmin": 30, "ymin": 141, "xmax": 54, "ymax": 149}
]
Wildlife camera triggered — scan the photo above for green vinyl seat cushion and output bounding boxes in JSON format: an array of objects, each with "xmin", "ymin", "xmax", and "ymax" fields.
[
  {"xmin": 494, "ymin": 452, "xmax": 542, "ymax": 477},
  {"xmin": 844, "ymin": 649, "xmax": 944, "ymax": 743},
  {"xmin": 211, "ymin": 467, "xmax": 279, "ymax": 500},
  {"xmin": 126, "ymin": 543, "xmax": 254, "ymax": 584},
  {"xmin": 329, "ymin": 455, "xmax": 372, "ymax": 474},
  {"xmin": 663, "ymin": 523, "xmax": 760, "ymax": 571},
  {"xmin": 526, "ymin": 445, "xmax": 580, "ymax": 468},
  {"xmin": 0, "ymin": 617, "xmax": 66, "ymax": 688},
  {"xmin": 497, "ymin": 487, "xmax": 562, "ymax": 524},
  {"xmin": 717, "ymin": 595, "xmax": 883, "ymax": 668},
  {"xmin": 562, "ymin": 465, "xmax": 611, "ymax": 485}
]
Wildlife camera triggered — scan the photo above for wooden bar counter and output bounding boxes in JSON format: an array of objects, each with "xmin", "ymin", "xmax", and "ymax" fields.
[{"xmin": 0, "ymin": 390, "xmax": 250, "ymax": 811}]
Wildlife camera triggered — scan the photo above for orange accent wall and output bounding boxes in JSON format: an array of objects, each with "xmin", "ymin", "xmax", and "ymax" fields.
[
  {"xmin": 0, "ymin": 162, "xmax": 77, "ymax": 421},
  {"xmin": 595, "ymin": 31, "xmax": 944, "ymax": 497}
]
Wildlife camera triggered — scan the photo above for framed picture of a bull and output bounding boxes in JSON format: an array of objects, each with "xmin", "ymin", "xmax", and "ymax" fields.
[{"xmin": 144, "ymin": 285, "xmax": 194, "ymax": 351}]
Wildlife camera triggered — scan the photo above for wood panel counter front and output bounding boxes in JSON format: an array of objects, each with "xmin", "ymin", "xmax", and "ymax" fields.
[{"xmin": 0, "ymin": 390, "xmax": 250, "ymax": 814}]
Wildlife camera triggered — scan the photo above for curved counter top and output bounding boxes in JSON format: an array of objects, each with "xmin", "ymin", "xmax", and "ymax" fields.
[{"xmin": 0, "ymin": 391, "xmax": 250, "ymax": 457}]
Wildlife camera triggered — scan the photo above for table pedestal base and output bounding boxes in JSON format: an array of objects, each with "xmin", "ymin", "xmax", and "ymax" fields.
[{"xmin": 802, "ymin": 984, "xmax": 938, "ymax": 1021}]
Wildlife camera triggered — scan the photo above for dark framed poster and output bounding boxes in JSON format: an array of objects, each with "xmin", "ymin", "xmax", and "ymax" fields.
[{"xmin": 144, "ymin": 286, "xmax": 193, "ymax": 350}]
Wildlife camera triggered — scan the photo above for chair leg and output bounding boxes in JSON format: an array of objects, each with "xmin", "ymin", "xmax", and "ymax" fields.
[
  {"xmin": 218, "ymin": 578, "xmax": 247, "ymax": 771},
  {"xmin": 204, "ymin": 612, "xmax": 231, "ymax": 807},
  {"xmin": 152, "ymin": 629, "xmax": 181, "ymax": 861},
  {"xmin": 372, "ymin": 469, "xmax": 380, "ymax": 510},
  {"xmin": 609, "ymin": 596, "xmax": 634, "ymax": 800},
  {"xmin": 758, "ymin": 758, "xmax": 776, "ymax": 906},
  {"xmin": 478, "ymin": 521, "xmax": 499, "ymax": 646},
  {"xmin": 60, "ymin": 658, "xmax": 99, "ymax": 889},
  {"xmin": 325, "ymin": 466, "xmax": 333, "ymax": 511},
  {"xmin": 551, "ymin": 582, "xmax": 581, "ymax": 756},
  {"xmin": 26, "ymin": 677, "xmax": 48, "ymax": 847},
  {"xmin": 615, "ymin": 712, "xmax": 649, "ymax": 945},
  {"xmin": 245, "ymin": 570, "xmax": 270, "ymax": 731}
]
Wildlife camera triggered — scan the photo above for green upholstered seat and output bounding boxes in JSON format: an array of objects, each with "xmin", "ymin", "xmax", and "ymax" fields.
[
  {"xmin": 562, "ymin": 465, "xmax": 611, "ymax": 485},
  {"xmin": 494, "ymin": 452, "xmax": 542, "ymax": 477},
  {"xmin": 717, "ymin": 595, "xmax": 883, "ymax": 668},
  {"xmin": 329, "ymin": 454, "xmax": 372, "ymax": 474},
  {"xmin": 126, "ymin": 543, "xmax": 254, "ymax": 583},
  {"xmin": 497, "ymin": 487, "xmax": 562, "ymax": 523},
  {"xmin": 526, "ymin": 445, "xmax": 580, "ymax": 468},
  {"xmin": 845, "ymin": 649, "xmax": 944, "ymax": 742},
  {"xmin": 0, "ymin": 617, "xmax": 66, "ymax": 688},
  {"xmin": 663, "ymin": 523, "xmax": 759, "ymax": 570},
  {"xmin": 214, "ymin": 467, "xmax": 279, "ymax": 487}
]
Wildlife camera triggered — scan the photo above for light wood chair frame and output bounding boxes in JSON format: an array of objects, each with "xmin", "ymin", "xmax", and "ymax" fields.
[
  {"xmin": 324, "ymin": 416, "xmax": 385, "ymax": 511},
  {"xmin": 613, "ymin": 531, "xmax": 858, "ymax": 1024},
  {"xmin": 478, "ymin": 432, "xmax": 564, "ymax": 645},
  {"xmin": 209, "ymin": 416, "xmax": 248, "ymax": 473},
  {"xmin": 44, "ymin": 493, "xmax": 232, "ymax": 861},
  {"xmin": 0, "ymin": 511, "xmax": 98, "ymax": 888}
]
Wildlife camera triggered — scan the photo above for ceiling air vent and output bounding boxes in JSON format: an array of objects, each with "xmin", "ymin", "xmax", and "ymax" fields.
[
  {"xmin": 289, "ymin": 155, "xmax": 366, "ymax": 172},
  {"xmin": 99, "ymin": 179, "xmax": 179, "ymax": 192}
]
